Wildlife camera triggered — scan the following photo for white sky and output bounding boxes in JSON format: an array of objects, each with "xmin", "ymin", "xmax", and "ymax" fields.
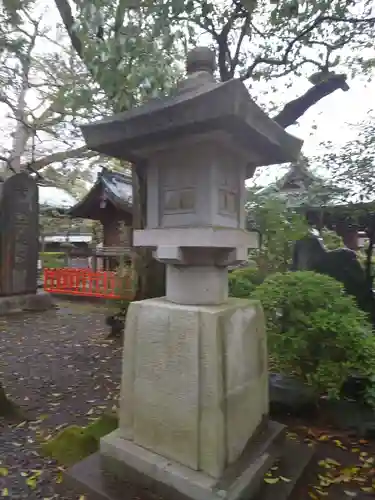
[
  {"xmin": 1, "ymin": 0, "xmax": 374, "ymax": 189},
  {"xmin": 252, "ymin": 75, "xmax": 374, "ymax": 185}
]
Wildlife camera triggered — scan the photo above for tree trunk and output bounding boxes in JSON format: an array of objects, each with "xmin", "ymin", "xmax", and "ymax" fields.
[{"xmin": 131, "ymin": 163, "xmax": 166, "ymax": 300}]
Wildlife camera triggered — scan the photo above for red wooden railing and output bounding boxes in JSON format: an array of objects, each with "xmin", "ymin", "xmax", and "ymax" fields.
[{"xmin": 43, "ymin": 268, "xmax": 135, "ymax": 300}]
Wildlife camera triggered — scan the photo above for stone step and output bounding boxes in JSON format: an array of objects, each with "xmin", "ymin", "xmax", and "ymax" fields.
[
  {"xmin": 64, "ymin": 421, "xmax": 287, "ymax": 500},
  {"xmin": 255, "ymin": 439, "xmax": 314, "ymax": 500}
]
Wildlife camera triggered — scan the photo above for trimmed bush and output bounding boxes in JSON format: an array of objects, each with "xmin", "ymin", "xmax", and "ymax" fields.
[
  {"xmin": 228, "ymin": 267, "xmax": 263, "ymax": 298},
  {"xmin": 253, "ymin": 271, "xmax": 375, "ymax": 404}
]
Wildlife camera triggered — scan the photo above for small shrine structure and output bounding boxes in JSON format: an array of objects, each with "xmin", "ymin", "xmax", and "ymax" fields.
[
  {"xmin": 68, "ymin": 167, "xmax": 133, "ymax": 269},
  {"xmin": 258, "ymin": 160, "xmax": 370, "ymax": 250}
]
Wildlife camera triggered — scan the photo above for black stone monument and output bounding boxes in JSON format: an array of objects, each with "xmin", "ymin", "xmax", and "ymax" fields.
[{"xmin": 0, "ymin": 173, "xmax": 39, "ymax": 296}]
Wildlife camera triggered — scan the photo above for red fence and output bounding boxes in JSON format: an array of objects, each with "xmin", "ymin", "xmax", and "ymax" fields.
[{"xmin": 43, "ymin": 268, "xmax": 136, "ymax": 300}]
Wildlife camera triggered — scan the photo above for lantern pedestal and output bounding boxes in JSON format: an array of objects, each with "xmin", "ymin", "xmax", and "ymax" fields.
[{"xmin": 99, "ymin": 297, "xmax": 279, "ymax": 500}]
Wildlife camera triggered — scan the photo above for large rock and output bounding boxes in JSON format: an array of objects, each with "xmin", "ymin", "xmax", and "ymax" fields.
[{"xmin": 0, "ymin": 291, "xmax": 53, "ymax": 316}]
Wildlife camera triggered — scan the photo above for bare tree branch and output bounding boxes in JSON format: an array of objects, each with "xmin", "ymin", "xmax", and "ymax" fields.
[
  {"xmin": 53, "ymin": 0, "xmax": 84, "ymax": 58},
  {"xmin": 114, "ymin": 0, "xmax": 128, "ymax": 34},
  {"xmin": 0, "ymin": 93, "xmax": 17, "ymax": 114},
  {"xmin": 6, "ymin": 19, "xmax": 40, "ymax": 173},
  {"xmin": 241, "ymin": 14, "xmax": 375, "ymax": 80},
  {"xmin": 19, "ymin": 145, "xmax": 98, "ymax": 172},
  {"xmin": 230, "ymin": 13, "xmax": 251, "ymax": 79}
]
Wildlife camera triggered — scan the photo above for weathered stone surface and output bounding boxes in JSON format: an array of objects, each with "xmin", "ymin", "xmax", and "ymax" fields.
[
  {"xmin": 166, "ymin": 265, "xmax": 229, "ymax": 305},
  {"xmin": 65, "ymin": 425, "xmax": 314, "ymax": 500},
  {"xmin": 98, "ymin": 421, "xmax": 283, "ymax": 500},
  {"xmin": 0, "ymin": 173, "xmax": 39, "ymax": 296},
  {"xmin": 0, "ymin": 291, "xmax": 53, "ymax": 316},
  {"xmin": 118, "ymin": 297, "xmax": 268, "ymax": 479}
]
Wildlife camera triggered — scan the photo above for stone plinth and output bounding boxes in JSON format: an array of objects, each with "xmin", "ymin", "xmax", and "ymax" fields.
[{"xmin": 96, "ymin": 297, "xmax": 272, "ymax": 500}]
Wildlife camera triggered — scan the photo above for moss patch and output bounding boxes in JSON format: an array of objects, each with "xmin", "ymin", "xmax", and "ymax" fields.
[
  {"xmin": 0, "ymin": 385, "xmax": 22, "ymax": 420},
  {"xmin": 41, "ymin": 412, "xmax": 118, "ymax": 467}
]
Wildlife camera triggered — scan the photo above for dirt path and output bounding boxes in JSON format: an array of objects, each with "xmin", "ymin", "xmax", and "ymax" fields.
[{"xmin": 0, "ymin": 301, "xmax": 122, "ymax": 499}]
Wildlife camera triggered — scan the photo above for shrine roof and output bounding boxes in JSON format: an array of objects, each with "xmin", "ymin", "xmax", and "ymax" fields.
[
  {"xmin": 38, "ymin": 184, "xmax": 77, "ymax": 211},
  {"xmin": 69, "ymin": 167, "xmax": 132, "ymax": 220},
  {"xmin": 255, "ymin": 161, "xmax": 343, "ymax": 209}
]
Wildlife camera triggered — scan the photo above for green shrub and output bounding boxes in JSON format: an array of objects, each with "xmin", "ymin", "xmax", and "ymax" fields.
[
  {"xmin": 39, "ymin": 252, "xmax": 66, "ymax": 269},
  {"xmin": 246, "ymin": 197, "xmax": 309, "ymax": 276},
  {"xmin": 228, "ymin": 267, "xmax": 263, "ymax": 298},
  {"xmin": 253, "ymin": 271, "xmax": 375, "ymax": 403}
]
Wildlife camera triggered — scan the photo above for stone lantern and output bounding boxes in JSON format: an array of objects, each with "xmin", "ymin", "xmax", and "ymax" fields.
[{"xmin": 70, "ymin": 48, "xmax": 310, "ymax": 500}]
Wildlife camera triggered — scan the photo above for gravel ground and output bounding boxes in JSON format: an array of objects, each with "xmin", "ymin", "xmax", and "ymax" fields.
[{"xmin": 0, "ymin": 301, "xmax": 122, "ymax": 499}]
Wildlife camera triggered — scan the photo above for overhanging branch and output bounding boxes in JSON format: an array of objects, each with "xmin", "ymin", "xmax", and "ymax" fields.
[
  {"xmin": 273, "ymin": 74, "xmax": 349, "ymax": 129},
  {"xmin": 19, "ymin": 146, "xmax": 97, "ymax": 172}
]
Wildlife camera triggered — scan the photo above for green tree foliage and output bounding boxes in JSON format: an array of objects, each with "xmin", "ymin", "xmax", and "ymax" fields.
[
  {"xmin": 322, "ymin": 111, "xmax": 375, "ymax": 201},
  {"xmin": 246, "ymin": 196, "xmax": 309, "ymax": 276},
  {"xmin": 1, "ymin": 0, "xmax": 372, "ymax": 178},
  {"xmin": 49, "ymin": 0, "xmax": 375, "ymax": 172},
  {"xmin": 320, "ymin": 228, "xmax": 344, "ymax": 250},
  {"xmin": 253, "ymin": 271, "xmax": 375, "ymax": 403},
  {"xmin": 0, "ymin": 0, "xmax": 104, "ymax": 179},
  {"xmin": 54, "ymin": 0, "xmax": 183, "ymax": 113}
]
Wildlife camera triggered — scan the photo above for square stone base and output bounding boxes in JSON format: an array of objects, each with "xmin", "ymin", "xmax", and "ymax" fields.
[
  {"xmin": 64, "ymin": 423, "xmax": 313, "ymax": 500},
  {"xmin": 0, "ymin": 291, "xmax": 54, "ymax": 315},
  {"xmin": 99, "ymin": 422, "xmax": 283, "ymax": 500}
]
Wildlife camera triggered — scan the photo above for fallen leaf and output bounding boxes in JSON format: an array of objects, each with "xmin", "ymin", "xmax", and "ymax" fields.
[
  {"xmin": 308, "ymin": 492, "xmax": 319, "ymax": 499},
  {"xmin": 26, "ymin": 477, "xmax": 37, "ymax": 490},
  {"xmin": 1, "ymin": 487, "xmax": 9, "ymax": 497},
  {"xmin": 0, "ymin": 468, "xmax": 8, "ymax": 477},
  {"xmin": 314, "ymin": 487, "xmax": 328, "ymax": 496},
  {"xmin": 318, "ymin": 435, "xmax": 330, "ymax": 442},
  {"xmin": 264, "ymin": 477, "xmax": 280, "ymax": 484},
  {"xmin": 333, "ymin": 439, "xmax": 347, "ymax": 450},
  {"xmin": 280, "ymin": 476, "xmax": 291, "ymax": 483}
]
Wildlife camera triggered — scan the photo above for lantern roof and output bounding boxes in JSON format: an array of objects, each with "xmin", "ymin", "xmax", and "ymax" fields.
[{"xmin": 80, "ymin": 47, "xmax": 303, "ymax": 178}]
